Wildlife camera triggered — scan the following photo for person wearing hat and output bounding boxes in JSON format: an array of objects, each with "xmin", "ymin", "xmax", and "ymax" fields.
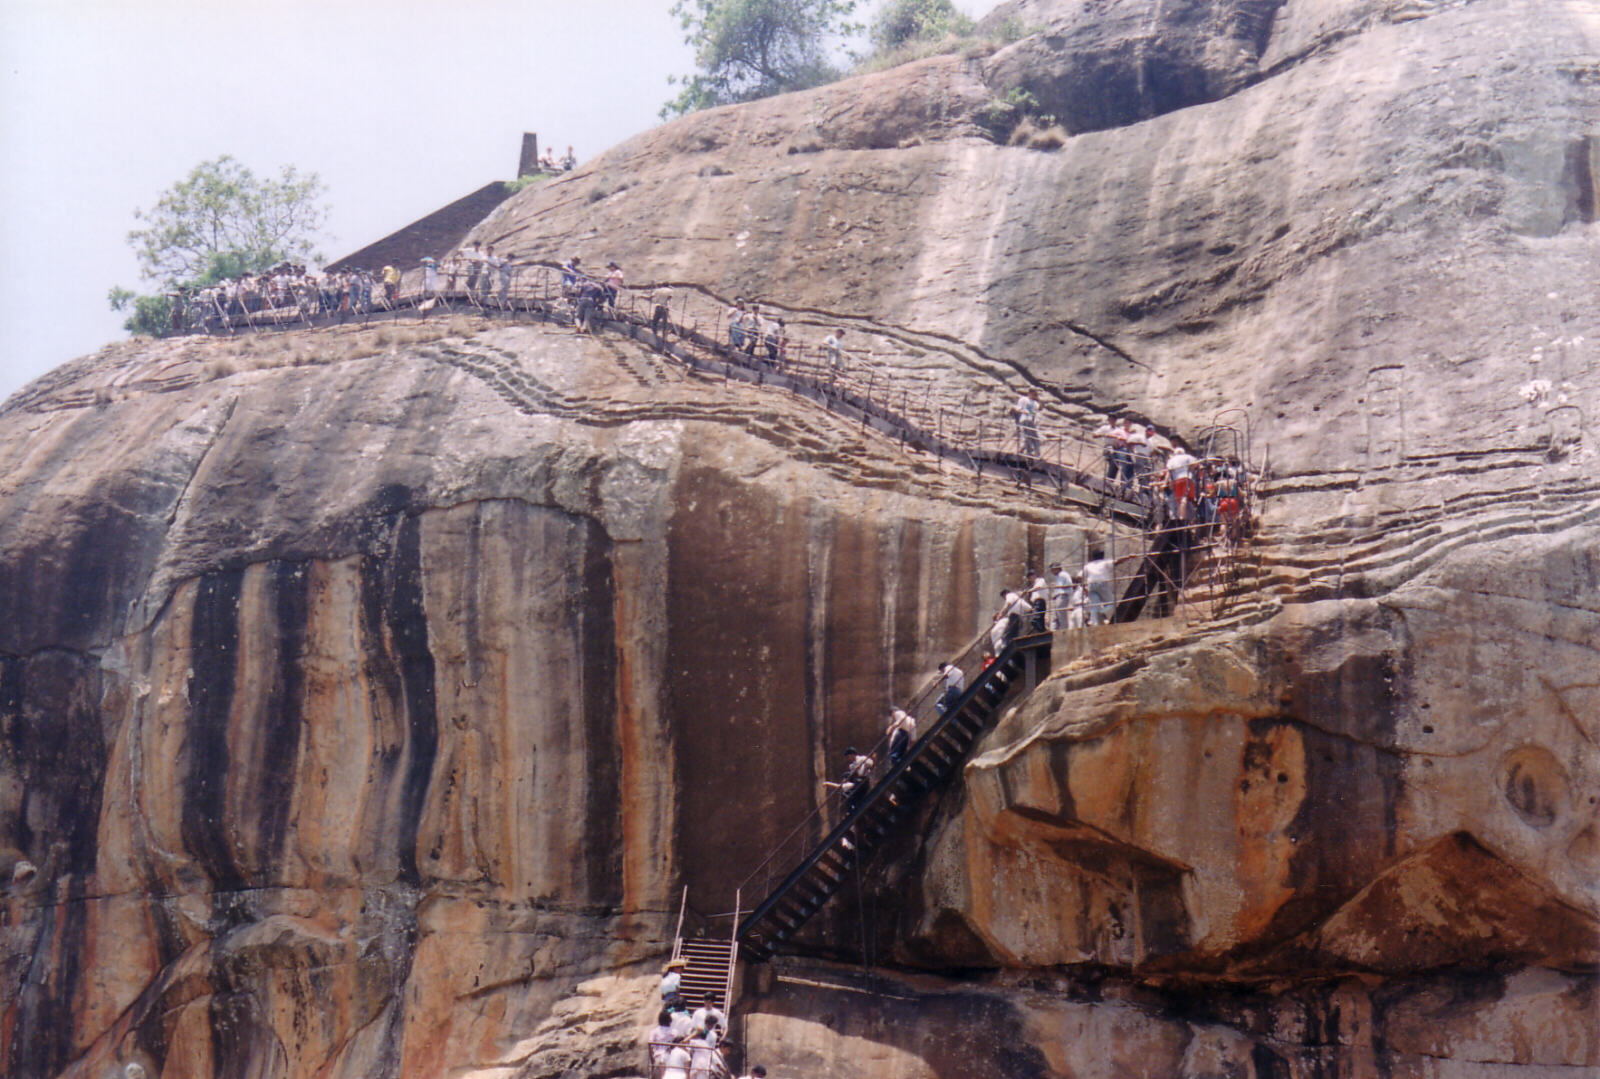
[
  {"xmin": 604, "ymin": 261, "xmax": 624, "ymax": 311},
  {"xmin": 660, "ymin": 958, "xmax": 686, "ymax": 1007},
  {"xmin": 420, "ymin": 256, "xmax": 440, "ymax": 296},
  {"xmin": 826, "ymin": 747, "xmax": 874, "ymax": 815}
]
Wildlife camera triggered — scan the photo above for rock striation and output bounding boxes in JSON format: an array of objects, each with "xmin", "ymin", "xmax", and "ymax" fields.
[{"xmin": 3, "ymin": 0, "xmax": 1599, "ymax": 1075}]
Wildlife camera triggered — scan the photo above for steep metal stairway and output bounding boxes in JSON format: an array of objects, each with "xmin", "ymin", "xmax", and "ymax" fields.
[
  {"xmin": 677, "ymin": 936, "xmax": 737, "ymax": 1009},
  {"xmin": 735, "ymin": 631, "xmax": 1053, "ymax": 961},
  {"xmin": 668, "ymin": 889, "xmax": 741, "ymax": 1010}
]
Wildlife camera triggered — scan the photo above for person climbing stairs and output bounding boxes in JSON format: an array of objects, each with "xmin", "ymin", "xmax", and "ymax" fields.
[{"xmin": 735, "ymin": 629, "xmax": 1052, "ymax": 960}]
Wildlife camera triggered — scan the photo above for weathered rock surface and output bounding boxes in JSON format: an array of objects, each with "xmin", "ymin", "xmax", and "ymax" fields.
[
  {"xmin": 0, "ymin": 321, "xmax": 1081, "ymax": 1078},
  {"xmin": 4, "ymin": 0, "xmax": 1599, "ymax": 1075}
]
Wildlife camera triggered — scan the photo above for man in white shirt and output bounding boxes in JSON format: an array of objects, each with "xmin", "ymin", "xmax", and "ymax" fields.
[
  {"xmin": 1027, "ymin": 569, "xmax": 1050, "ymax": 632},
  {"xmin": 1082, "ymin": 548, "xmax": 1117, "ymax": 625},
  {"xmin": 651, "ymin": 284, "xmax": 674, "ymax": 338},
  {"xmin": 1048, "ymin": 562, "xmax": 1074, "ymax": 630},
  {"xmin": 691, "ymin": 994, "xmax": 726, "ymax": 1035},
  {"xmin": 935, "ymin": 661, "xmax": 965, "ymax": 715},
  {"xmin": 661, "ymin": 1038, "xmax": 692, "ymax": 1079},
  {"xmin": 1015, "ymin": 390, "xmax": 1041, "ymax": 457},
  {"xmin": 824, "ymin": 328, "xmax": 846, "ymax": 376},
  {"xmin": 1124, "ymin": 423, "xmax": 1149, "ymax": 492},
  {"xmin": 886, "ymin": 708, "xmax": 916, "ymax": 765},
  {"xmin": 1166, "ymin": 444, "xmax": 1198, "ymax": 503},
  {"xmin": 990, "ymin": 588, "xmax": 1034, "ymax": 653}
]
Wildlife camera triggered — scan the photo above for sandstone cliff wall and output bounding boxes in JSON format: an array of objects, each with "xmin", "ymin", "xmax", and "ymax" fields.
[
  {"xmin": 0, "ymin": 324, "xmax": 1088, "ymax": 1078},
  {"xmin": 3, "ymin": 0, "xmax": 1598, "ymax": 1075}
]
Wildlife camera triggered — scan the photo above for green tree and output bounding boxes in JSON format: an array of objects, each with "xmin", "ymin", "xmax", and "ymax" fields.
[
  {"xmin": 664, "ymin": 0, "xmax": 862, "ymax": 116},
  {"xmin": 127, "ymin": 155, "xmax": 327, "ymax": 285},
  {"xmin": 109, "ymin": 155, "xmax": 327, "ymax": 336},
  {"xmin": 869, "ymin": 0, "xmax": 973, "ymax": 53}
]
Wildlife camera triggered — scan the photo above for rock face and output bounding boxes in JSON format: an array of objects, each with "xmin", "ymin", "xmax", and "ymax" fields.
[
  {"xmin": 3, "ymin": 0, "xmax": 1599, "ymax": 1076},
  {"xmin": 0, "ymin": 323, "xmax": 1080, "ymax": 1078}
]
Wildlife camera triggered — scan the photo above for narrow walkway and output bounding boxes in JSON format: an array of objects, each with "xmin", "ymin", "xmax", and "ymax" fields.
[{"xmin": 163, "ymin": 274, "xmax": 1176, "ymax": 527}]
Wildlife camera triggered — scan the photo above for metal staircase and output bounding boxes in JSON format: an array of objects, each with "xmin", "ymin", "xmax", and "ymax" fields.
[
  {"xmin": 669, "ymin": 888, "xmax": 741, "ymax": 1010},
  {"xmin": 735, "ymin": 631, "xmax": 1053, "ymax": 961}
]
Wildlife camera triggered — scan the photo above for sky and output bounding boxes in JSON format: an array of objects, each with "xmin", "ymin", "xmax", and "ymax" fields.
[{"xmin": 0, "ymin": 0, "xmax": 1004, "ymax": 401}]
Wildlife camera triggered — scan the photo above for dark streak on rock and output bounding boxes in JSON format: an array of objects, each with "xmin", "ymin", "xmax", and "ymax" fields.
[
  {"xmin": 389, "ymin": 512, "xmax": 439, "ymax": 887},
  {"xmin": 578, "ymin": 518, "xmax": 623, "ymax": 905},
  {"xmin": 184, "ymin": 568, "xmax": 246, "ymax": 893},
  {"xmin": 261, "ymin": 562, "xmax": 309, "ymax": 868}
]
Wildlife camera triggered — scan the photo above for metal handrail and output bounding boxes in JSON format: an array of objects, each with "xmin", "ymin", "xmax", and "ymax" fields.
[{"xmin": 735, "ymin": 631, "xmax": 1044, "ymax": 947}]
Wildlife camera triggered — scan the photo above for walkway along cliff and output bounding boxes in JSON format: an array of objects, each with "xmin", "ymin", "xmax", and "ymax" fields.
[{"xmin": 3, "ymin": 0, "xmax": 1599, "ymax": 1075}]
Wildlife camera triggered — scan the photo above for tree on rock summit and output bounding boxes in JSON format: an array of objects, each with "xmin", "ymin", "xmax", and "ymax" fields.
[
  {"xmin": 108, "ymin": 155, "xmax": 327, "ymax": 336},
  {"xmin": 663, "ymin": 0, "xmax": 862, "ymax": 116},
  {"xmin": 869, "ymin": 0, "xmax": 973, "ymax": 53}
]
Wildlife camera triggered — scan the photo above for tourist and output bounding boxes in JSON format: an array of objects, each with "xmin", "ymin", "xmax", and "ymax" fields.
[
  {"xmin": 381, "ymin": 264, "xmax": 400, "ymax": 306},
  {"xmin": 496, "ymin": 251, "xmax": 515, "ymax": 305},
  {"xmin": 1123, "ymin": 422, "xmax": 1148, "ymax": 491},
  {"xmin": 660, "ymin": 960, "xmax": 685, "ymax": 1007},
  {"xmin": 561, "ymin": 145, "xmax": 577, "ymax": 170},
  {"xmin": 692, "ymin": 994, "xmax": 726, "ymax": 1035},
  {"xmin": 770, "ymin": 318, "xmax": 789, "ymax": 363},
  {"xmin": 648, "ymin": 1009, "xmax": 675, "ymax": 1077},
  {"xmin": 688, "ymin": 1028, "xmax": 718, "ymax": 1079},
  {"xmin": 885, "ymin": 708, "xmax": 916, "ymax": 766},
  {"xmin": 935, "ymin": 661, "xmax": 965, "ymax": 716},
  {"xmin": 827, "ymin": 748, "xmax": 875, "ymax": 815},
  {"xmin": 605, "ymin": 261, "xmax": 624, "ymax": 310},
  {"xmin": 990, "ymin": 588, "xmax": 1033, "ymax": 654},
  {"xmin": 651, "ymin": 283, "xmax": 674, "ymax": 338},
  {"xmin": 1048, "ymin": 562, "xmax": 1073, "ymax": 630},
  {"xmin": 1132, "ymin": 425, "xmax": 1155, "ymax": 501},
  {"xmin": 1015, "ymin": 389, "xmax": 1041, "ymax": 458},
  {"xmin": 727, "ymin": 299, "xmax": 747, "ymax": 351},
  {"xmin": 1027, "ymin": 568, "xmax": 1049, "ymax": 632},
  {"xmin": 561, "ymin": 255, "xmax": 583, "ymax": 292},
  {"xmin": 744, "ymin": 303, "xmax": 762, "ymax": 355},
  {"xmin": 824, "ymin": 327, "xmax": 846, "ymax": 377},
  {"xmin": 1082, "ymin": 548, "xmax": 1116, "ymax": 625},
  {"xmin": 575, "ymin": 277, "xmax": 606, "ymax": 334},
  {"xmin": 1092, "ymin": 416, "xmax": 1122, "ymax": 487},
  {"xmin": 738, "ymin": 1069, "xmax": 768, "ymax": 1079},
  {"xmin": 420, "ymin": 256, "xmax": 440, "ymax": 296},
  {"xmin": 661, "ymin": 1036, "xmax": 693, "ymax": 1079}
]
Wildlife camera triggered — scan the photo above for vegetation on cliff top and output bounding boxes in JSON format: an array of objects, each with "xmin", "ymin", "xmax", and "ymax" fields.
[{"xmin": 109, "ymin": 155, "xmax": 328, "ymax": 337}]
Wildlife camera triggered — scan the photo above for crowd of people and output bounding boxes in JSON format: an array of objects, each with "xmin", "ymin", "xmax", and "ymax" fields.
[
  {"xmin": 647, "ymin": 965, "xmax": 766, "ymax": 1079},
  {"xmin": 1088, "ymin": 417, "xmax": 1250, "ymax": 537},
  {"xmin": 167, "ymin": 249, "xmax": 1253, "ymax": 552}
]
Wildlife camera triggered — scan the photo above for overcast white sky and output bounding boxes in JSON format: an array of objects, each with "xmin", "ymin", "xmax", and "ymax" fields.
[{"xmin": 0, "ymin": 0, "xmax": 1003, "ymax": 401}]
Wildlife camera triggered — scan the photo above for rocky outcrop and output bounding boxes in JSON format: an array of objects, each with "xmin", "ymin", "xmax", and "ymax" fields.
[
  {"xmin": 3, "ymin": 0, "xmax": 1599, "ymax": 1075},
  {"xmin": 0, "ymin": 321, "xmax": 1089, "ymax": 1078}
]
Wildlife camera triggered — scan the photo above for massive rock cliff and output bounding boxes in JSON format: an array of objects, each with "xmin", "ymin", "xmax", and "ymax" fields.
[{"xmin": 3, "ymin": 0, "xmax": 1597, "ymax": 1076}]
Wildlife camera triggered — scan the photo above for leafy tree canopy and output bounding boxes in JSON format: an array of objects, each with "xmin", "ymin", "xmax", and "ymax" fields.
[
  {"xmin": 664, "ymin": 0, "xmax": 862, "ymax": 116},
  {"xmin": 869, "ymin": 0, "xmax": 973, "ymax": 52},
  {"xmin": 127, "ymin": 155, "xmax": 327, "ymax": 287},
  {"xmin": 110, "ymin": 155, "xmax": 327, "ymax": 337}
]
